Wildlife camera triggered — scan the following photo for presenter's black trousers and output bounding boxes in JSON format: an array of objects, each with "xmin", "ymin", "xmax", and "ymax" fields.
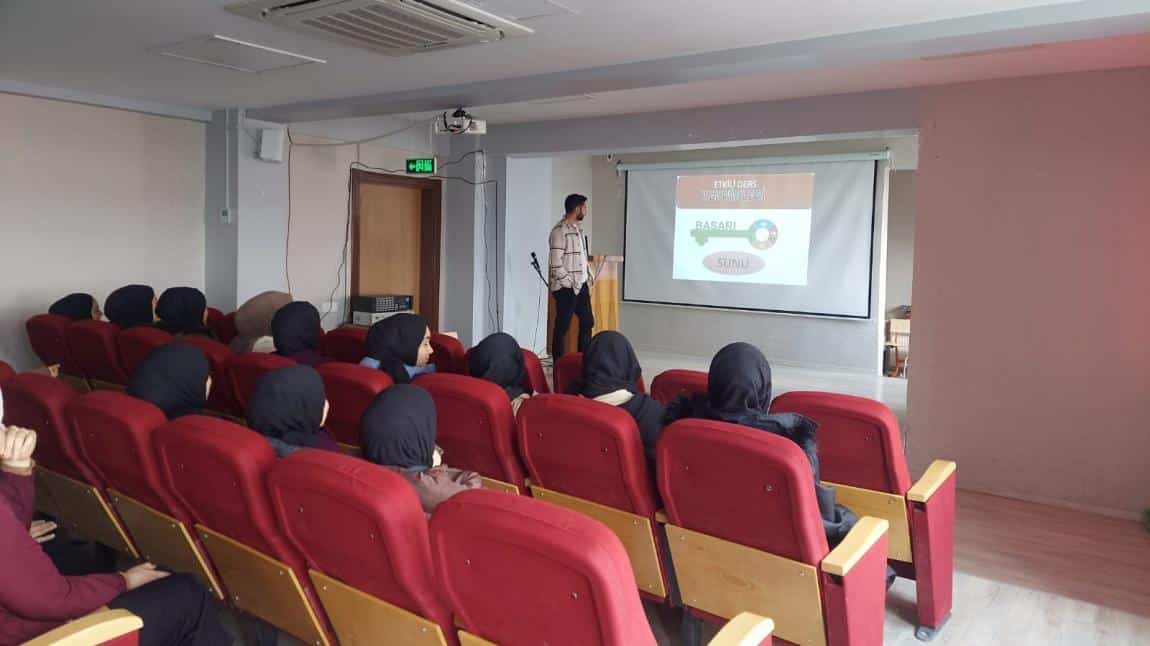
[{"xmin": 552, "ymin": 286, "xmax": 593, "ymax": 360}]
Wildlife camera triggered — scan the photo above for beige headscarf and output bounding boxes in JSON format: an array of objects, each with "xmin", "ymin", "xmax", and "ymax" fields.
[{"xmin": 230, "ymin": 291, "xmax": 292, "ymax": 354}]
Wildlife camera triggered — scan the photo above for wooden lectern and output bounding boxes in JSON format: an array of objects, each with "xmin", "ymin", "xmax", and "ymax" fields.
[{"xmin": 547, "ymin": 255, "xmax": 623, "ymax": 356}]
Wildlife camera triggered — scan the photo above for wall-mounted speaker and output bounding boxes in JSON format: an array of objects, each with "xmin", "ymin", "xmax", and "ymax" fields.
[{"xmin": 258, "ymin": 128, "xmax": 285, "ymax": 163}]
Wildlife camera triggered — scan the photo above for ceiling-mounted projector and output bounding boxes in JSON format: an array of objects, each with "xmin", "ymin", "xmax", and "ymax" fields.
[{"xmin": 435, "ymin": 108, "xmax": 487, "ymax": 135}]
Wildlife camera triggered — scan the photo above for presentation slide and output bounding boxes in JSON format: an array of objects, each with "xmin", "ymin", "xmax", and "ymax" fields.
[{"xmin": 672, "ymin": 173, "xmax": 814, "ymax": 286}]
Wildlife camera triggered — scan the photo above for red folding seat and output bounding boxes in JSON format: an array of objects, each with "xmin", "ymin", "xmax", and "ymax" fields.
[
  {"xmin": 175, "ymin": 336, "xmax": 240, "ymax": 418},
  {"xmin": 430, "ymin": 333, "xmax": 466, "ymax": 374},
  {"xmin": 215, "ymin": 311, "xmax": 238, "ymax": 345},
  {"xmin": 204, "ymin": 307, "xmax": 224, "ymax": 336},
  {"xmin": 416, "ymin": 373, "xmax": 526, "ymax": 494},
  {"xmin": 26, "ymin": 313, "xmax": 86, "ymax": 389},
  {"xmin": 155, "ymin": 416, "xmax": 333, "ymax": 646},
  {"xmin": 67, "ymin": 392, "xmax": 222, "ymax": 597},
  {"xmin": 658, "ymin": 419, "xmax": 890, "ymax": 646},
  {"xmin": 554, "ymin": 352, "xmax": 646, "ymax": 394},
  {"xmin": 3, "ymin": 374, "xmax": 137, "ymax": 556},
  {"xmin": 315, "ymin": 363, "xmax": 392, "ymax": 447},
  {"xmin": 430, "ymin": 489, "xmax": 658, "ymax": 646},
  {"xmin": 517, "ymin": 394, "xmax": 669, "ymax": 601},
  {"xmin": 268, "ymin": 450, "xmax": 455, "ymax": 646},
  {"xmin": 650, "ymin": 369, "xmax": 708, "ymax": 405},
  {"xmin": 770, "ymin": 391, "xmax": 957, "ymax": 640},
  {"xmin": 65, "ymin": 320, "xmax": 131, "ymax": 389},
  {"xmin": 0, "ymin": 360, "xmax": 13, "ymax": 383},
  {"xmin": 117, "ymin": 327, "xmax": 173, "ymax": 377},
  {"xmin": 227, "ymin": 352, "xmax": 295, "ymax": 411},
  {"xmin": 320, "ymin": 325, "xmax": 368, "ymax": 364},
  {"xmin": 521, "ymin": 349, "xmax": 550, "ymax": 394}
]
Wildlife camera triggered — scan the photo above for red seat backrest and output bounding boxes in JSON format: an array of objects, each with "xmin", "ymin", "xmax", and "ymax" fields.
[
  {"xmin": 555, "ymin": 352, "xmax": 646, "ymax": 395},
  {"xmin": 430, "ymin": 489, "xmax": 656, "ymax": 646},
  {"xmin": 1, "ymin": 374, "xmax": 101, "ymax": 485},
  {"xmin": 320, "ymin": 326, "xmax": 368, "ymax": 364},
  {"xmin": 228, "ymin": 353, "xmax": 296, "ymax": 411},
  {"xmin": 770, "ymin": 391, "xmax": 911, "ymax": 495},
  {"xmin": 205, "ymin": 307, "xmax": 224, "ymax": 334},
  {"xmin": 215, "ymin": 311, "xmax": 238, "ymax": 345},
  {"xmin": 518, "ymin": 395, "xmax": 657, "ymax": 516},
  {"xmin": 118, "ymin": 328, "xmax": 174, "ymax": 377},
  {"xmin": 658, "ymin": 419, "xmax": 829, "ymax": 566},
  {"xmin": 521, "ymin": 349, "xmax": 550, "ymax": 394},
  {"xmin": 66, "ymin": 392, "xmax": 189, "ymax": 520},
  {"xmin": 66, "ymin": 320, "xmax": 130, "ymax": 385},
  {"xmin": 430, "ymin": 333, "xmax": 466, "ymax": 375},
  {"xmin": 175, "ymin": 336, "xmax": 239, "ymax": 417},
  {"xmin": 416, "ymin": 373, "xmax": 525, "ymax": 489},
  {"xmin": 0, "ymin": 361, "xmax": 13, "ymax": 384},
  {"xmin": 25, "ymin": 314, "xmax": 75, "ymax": 372},
  {"xmin": 154, "ymin": 415, "xmax": 303, "ymax": 568},
  {"xmin": 315, "ymin": 363, "xmax": 392, "ymax": 445},
  {"xmin": 650, "ymin": 369, "xmax": 707, "ymax": 405},
  {"xmin": 268, "ymin": 451, "xmax": 453, "ymax": 634}
]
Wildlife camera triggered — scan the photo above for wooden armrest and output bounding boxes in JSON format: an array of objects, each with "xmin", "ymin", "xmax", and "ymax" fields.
[
  {"xmin": 708, "ymin": 612, "xmax": 775, "ymax": 646},
  {"xmin": 654, "ymin": 509, "xmax": 669, "ymax": 524},
  {"xmin": 24, "ymin": 609, "xmax": 142, "ymax": 646},
  {"xmin": 821, "ymin": 516, "xmax": 889, "ymax": 577},
  {"xmin": 906, "ymin": 460, "xmax": 957, "ymax": 503}
]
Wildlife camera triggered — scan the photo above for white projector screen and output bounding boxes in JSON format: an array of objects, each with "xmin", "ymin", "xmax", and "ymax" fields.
[{"xmin": 623, "ymin": 158, "xmax": 877, "ymax": 318}]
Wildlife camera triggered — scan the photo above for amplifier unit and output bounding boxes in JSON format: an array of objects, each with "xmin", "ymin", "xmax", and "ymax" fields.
[{"xmin": 351, "ymin": 295, "xmax": 413, "ymax": 313}]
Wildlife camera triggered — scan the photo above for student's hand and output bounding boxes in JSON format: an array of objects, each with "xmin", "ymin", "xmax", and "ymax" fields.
[
  {"xmin": 29, "ymin": 520, "xmax": 57, "ymax": 544},
  {"xmin": 0, "ymin": 426, "xmax": 37, "ymax": 470},
  {"xmin": 120, "ymin": 563, "xmax": 170, "ymax": 591}
]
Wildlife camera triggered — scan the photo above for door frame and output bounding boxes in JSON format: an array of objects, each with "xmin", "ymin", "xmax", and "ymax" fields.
[{"xmin": 350, "ymin": 169, "xmax": 443, "ymax": 330}]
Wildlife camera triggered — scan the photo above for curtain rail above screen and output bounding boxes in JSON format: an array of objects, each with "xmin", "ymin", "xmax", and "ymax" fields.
[{"xmin": 617, "ymin": 151, "xmax": 888, "ymax": 172}]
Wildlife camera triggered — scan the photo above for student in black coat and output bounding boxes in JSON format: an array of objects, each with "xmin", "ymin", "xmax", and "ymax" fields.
[{"xmin": 577, "ymin": 331, "xmax": 665, "ymax": 467}]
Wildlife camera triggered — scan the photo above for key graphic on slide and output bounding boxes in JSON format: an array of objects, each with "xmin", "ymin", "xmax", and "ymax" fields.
[{"xmin": 690, "ymin": 219, "xmax": 779, "ymax": 250}]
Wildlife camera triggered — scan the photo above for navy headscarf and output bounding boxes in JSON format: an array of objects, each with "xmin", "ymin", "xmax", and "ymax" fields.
[
  {"xmin": 360, "ymin": 385, "xmax": 436, "ymax": 470},
  {"xmin": 247, "ymin": 365, "xmax": 328, "ymax": 449},
  {"xmin": 272, "ymin": 301, "xmax": 322, "ymax": 356},
  {"xmin": 127, "ymin": 343, "xmax": 211, "ymax": 420},
  {"xmin": 105, "ymin": 285, "xmax": 155, "ymax": 329},
  {"xmin": 365, "ymin": 313, "xmax": 428, "ymax": 384},
  {"xmin": 155, "ymin": 287, "xmax": 212, "ymax": 337},
  {"xmin": 49, "ymin": 293, "xmax": 96, "ymax": 321},
  {"xmin": 468, "ymin": 333, "xmax": 527, "ymax": 401},
  {"xmin": 579, "ymin": 331, "xmax": 643, "ymax": 398}
]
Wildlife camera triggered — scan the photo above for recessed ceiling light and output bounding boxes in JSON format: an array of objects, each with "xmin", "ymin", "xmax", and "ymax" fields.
[{"xmin": 153, "ymin": 35, "xmax": 325, "ymax": 73}]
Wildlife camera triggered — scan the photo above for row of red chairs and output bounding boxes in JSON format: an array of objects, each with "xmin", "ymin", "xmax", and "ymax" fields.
[{"xmin": 1, "ymin": 373, "xmax": 774, "ymax": 646}]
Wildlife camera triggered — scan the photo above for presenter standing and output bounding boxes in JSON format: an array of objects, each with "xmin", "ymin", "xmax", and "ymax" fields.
[{"xmin": 549, "ymin": 194, "xmax": 593, "ymax": 358}]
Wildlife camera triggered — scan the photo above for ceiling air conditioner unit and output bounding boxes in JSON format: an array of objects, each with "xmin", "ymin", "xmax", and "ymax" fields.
[{"xmin": 227, "ymin": 0, "xmax": 533, "ymax": 56}]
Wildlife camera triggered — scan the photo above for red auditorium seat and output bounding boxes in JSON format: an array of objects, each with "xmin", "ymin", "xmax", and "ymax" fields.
[
  {"xmin": 770, "ymin": 391, "xmax": 957, "ymax": 640},
  {"xmin": 0, "ymin": 360, "xmax": 13, "ymax": 383},
  {"xmin": 204, "ymin": 307, "xmax": 224, "ymax": 336},
  {"xmin": 554, "ymin": 352, "xmax": 646, "ymax": 395},
  {"xmin": 320, "ymin": 325, "xmax": 368, "ymax": 364},
  {"xmin": 429, "ymin": 489, "xmax": 658, "ymax": 646},
  {"xmin": 268, "ymin": 450, "xmax": 455, "ymax": 646},
  {"xmin": 66, "ymin": 320, "xmax": 131, "ymax": 389},
  {"xmin": 430, "ymin": 333, "xmax": 466, "ymax": 374},
  {"xmin": 650, "ymin": 369, "xmax": 708, "ymax": 405},
  {"xmin": 155, "ymin": 416, "xmax": 332, "ymax": 646},
  {"xmin": 176, "ymin": 336, "xmax": 240, "ymax": 418},
  {"xmin": 315, "ymin": 363, "xmax": 392, "ymax": 447},
  {"xmin": 67, "ymin": 392, "xmax": 222, "ymax": 596},
  {"xmin": 26, "ymin": 313, "xmax": 86, "ymax": 389},
  {"xmin": 227, "ymin": 352, "xmax": 295, "ymax": 411},
  {"xmin": 416, "ymin": 373, "xmax": 526, "ymax": 493},
  {"xmin": 517, "ymin": 394, "xmax": 669, "ymax": 601},
  {"xmin": 521, "ymin": 349, "xmax": 550, "ymax": 394},
  {"xmin": 215, "ymin": 311, "xmax": 238, "ymax": 345},
  {"xmin": 658, "ymin": 419, "xmax": 890, "ymax": 646},
  {"xmin": 117, "ymin": 327, "xmax": 173, "ymax": 377}
]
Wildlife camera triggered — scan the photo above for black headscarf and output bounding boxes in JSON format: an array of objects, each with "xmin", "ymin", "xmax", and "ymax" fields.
[
  {"xmin": 365, "ymin": 313, "xmax": 427, "ymax": 384},
  {"xmin": 468, "ymin": 332, "xmax": 527, "ymax": 400},
  {"xmin": 127, "ymin": 343, "xmax": 211, "ymax": 420},
  {"xmin": 49, "ymin": 293, "xmax": 96, "ymax": 321},
  {"xmin": 155, "ymin": 287, "xmax": 212, "ymax": 337},
  {"xmin": 247, "ymin": 365, "xmax": 328, "ymax": 449},
  {"xmin": 579, "ymin": 331, "xmax": 643, "ymax": 398},
  {"xmin": 360, "ymin": 384, "xmax": 436, "ymax": 470},
  {"xmin": 105, "ymin": 285, "xmax": 155, "ymax": 329},
  {"xmin": 272, "ymin": 301, "xmax": 322, "ymax": 356}
]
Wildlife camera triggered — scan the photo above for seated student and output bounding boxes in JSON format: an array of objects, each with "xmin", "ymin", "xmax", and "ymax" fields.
[
  {"xmin": 104, "ymin": 285, "xmax": 156, "ymax": 330},
  {"xmin": 271, "ymin": 301, "xmax": 331, "ymax": 367},
  {"xmin": 360, "ymin": 313, "xmax": 434, "ymax": 384},
  {"xmin": 126, "ymin": 344, "xmax": 211, "ymax": 420},
  {"xmin": 577, "ymin": 331, "xmax": 666, "ymax": 466},
  {"xmin": 0, "ymin": 418, "xmax": 229, "ymax": 646},
  {"xmin": 360, "ymin": 385, "xmax": 481, "ymax": 514},
  {"xmin": 468, "ymin": 332, "xmax": 532, "ymax": 415},
  {"xmin": 154, "ymin": 287, "xmax": 214, "ymax": 338},
  {"xmin": 230, "ymin": 291, "xmax": 292, "ymax": 354},
  {"xmin": 246, "ymin": 365, "xmax": 340, "ymax": 458},
  {"xmin": 48, "ymin": 293, "xmax": 100, "ymax": 321},
  {"xmin": 665, "ymin": 342, "xmax": 859, "ymax": 546}
]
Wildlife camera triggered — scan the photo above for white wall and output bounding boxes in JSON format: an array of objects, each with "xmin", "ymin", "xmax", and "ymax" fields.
[
  {"xmin": 885, "ymin": 170, "xmax": 915, "ymax": 312},
  {"xmin": 551, "ymin": 155, "xmax": 595, "ymax": 248},
  {"xmin": 503, "ymin": 157, "xmax": 553, "ymax": 353},
  {"xmin": 0, "ymin": 93, "xmax": 205, "ymax": 369}
]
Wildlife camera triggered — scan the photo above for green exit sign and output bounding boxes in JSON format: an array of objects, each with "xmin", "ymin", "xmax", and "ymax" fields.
[{"xmin": 406, "ymin": 158, "xmax": 436, "ymax": 174}]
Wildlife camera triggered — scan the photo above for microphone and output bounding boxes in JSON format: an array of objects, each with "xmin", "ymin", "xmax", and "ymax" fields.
[{"xmin": 529, "ymin": 252, "xmax": 547, "ymax": 287}]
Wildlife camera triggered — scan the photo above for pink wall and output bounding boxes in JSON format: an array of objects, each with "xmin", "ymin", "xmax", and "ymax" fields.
[{"xmin": 911, "ymin": 67, "xmax": 1150, "ymax": 516}]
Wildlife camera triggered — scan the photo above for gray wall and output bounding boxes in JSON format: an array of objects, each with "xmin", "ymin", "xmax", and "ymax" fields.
[
  {"xmin": 203, "ymin": 109, "xmax": 238, "ymax": 311},
  {"xmin": 886, "ymin": 170, "xmax": 915, "ymax": 312}
]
